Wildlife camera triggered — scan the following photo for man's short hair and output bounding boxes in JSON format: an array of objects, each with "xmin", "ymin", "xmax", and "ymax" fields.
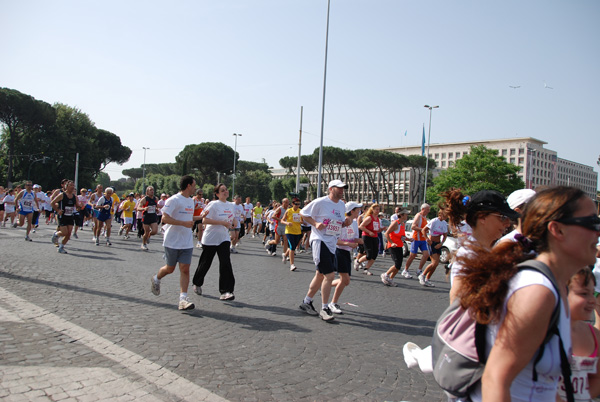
[
  {"xmin": 421, "ymin": 203, "xmax": 430, "ymax": 210},
  {"xmin": 180, "ymin": 175, "xmax": 195, "ymax": 191}
]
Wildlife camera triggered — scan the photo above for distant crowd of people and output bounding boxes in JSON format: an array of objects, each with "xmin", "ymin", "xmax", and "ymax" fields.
[{"xmin": 2, "ymin": 176, "xmax": 600, "ymax": 401}]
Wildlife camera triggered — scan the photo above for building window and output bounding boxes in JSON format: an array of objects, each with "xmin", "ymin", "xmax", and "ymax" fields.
[
  {"xmin": 519, "ymin": 157, "xmax": 524, "ymax": 165},
  {"xmin": 510, "ymin": 149, "xmax": 516, "ymax": 156},
  {"xmin": 510, "ymin": 158, "xmax": 515, "ymax": 164},
  {"xmin": 502, "ymin": 149, "xmax": 508, "ymax": 156},
  {"xmin": 448, "ymin": 152, "xmax": 453, "ymax": 159},
  {"xmin": 442, "ymin": 161, "xmax": 446, "ymax": 167},
  {"xmin": 456, "ymin": 152, "xmax": 461, "ymax": 158},
  {"xmin": 434, "ymin": 153, "xmax": 439, "ymax": 159},
  {"xmin": 449, "ymin": 161, "xmax": 454, "ymax": 167},
  {"xmin": 519, "ymin": 148, "xmax": 524, "ymax": 155},
  {"xmin": 441, "ymin": 153, "xmax": 446, "ymax": 159}
]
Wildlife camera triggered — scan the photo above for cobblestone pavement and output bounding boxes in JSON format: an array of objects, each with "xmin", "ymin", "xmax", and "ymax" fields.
[{"xmin": 1, "ymin": 223, "xmax": 450, "ymax": 401}]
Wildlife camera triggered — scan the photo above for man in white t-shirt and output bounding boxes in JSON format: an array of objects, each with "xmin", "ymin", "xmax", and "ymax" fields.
[
  {"xmin": 242, "ymin": 197, "xmax": 253, "ymax": 235},
  {"xmin": 298, "ymin": 179, "xmax": 352, "ymax": 321},
  {"xmin": 230, "ymin": 195, "xmax": 244, "ymax": 253},
  {"xmin": 150, "ymin": 176, "xmax": 199, "ymax": 311}
]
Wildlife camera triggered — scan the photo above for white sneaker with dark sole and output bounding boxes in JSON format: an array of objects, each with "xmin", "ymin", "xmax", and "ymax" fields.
[
  {"xmin": 178, "ymin": 297, "xmax": 195, "ymax": 310},
  {"xmin": 320, "ymin": 307, "xmax": 335, "ymax": 321}
]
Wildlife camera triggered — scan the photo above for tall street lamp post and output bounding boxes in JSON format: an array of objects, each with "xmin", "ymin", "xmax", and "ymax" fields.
[
  {"xmin": 423, "ymin": 105, "xmax": 439, "ymax": 204},
  {"xmin": 232, "ymin": 133, "xmax": 242, "ymax": 199},
  {"xmin": 142, "ymin": 147, "xmax": 150, "ymax": 190}
]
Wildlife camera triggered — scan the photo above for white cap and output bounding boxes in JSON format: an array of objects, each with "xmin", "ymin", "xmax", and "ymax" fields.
[
  {"xmin": 345, "ymin": 201, "xmax": 363, "ymax": 213},
  {"xmin": 33, "ymin": 184, "xmax": 41, "ymax": 189},
  {"xmin": 328, "ymin": 179, "xmax": 348, "ymax": 189},
  {"xmin": 507, "ymin": 189, "xmax": 536, "ymax": 210}
]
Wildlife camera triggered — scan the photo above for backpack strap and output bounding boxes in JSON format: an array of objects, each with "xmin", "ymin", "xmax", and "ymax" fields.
[{"xmin": 516, "ymin": 260, "xmax": 574, "ymax": 402}]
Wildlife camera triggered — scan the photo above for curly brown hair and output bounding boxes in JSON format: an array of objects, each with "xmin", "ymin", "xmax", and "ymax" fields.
[
  {"xmin": 440, "ymin": 188, "xmax": 492, "ymax": 235},
  {"xmin": 456, "ymin": 186, "xmax": 587, "ymax": 324}
]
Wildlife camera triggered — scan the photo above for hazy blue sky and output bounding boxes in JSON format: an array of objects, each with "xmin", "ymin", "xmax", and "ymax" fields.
[{"xmin": 2, "ymin": 1, "xmax": 599, "ymax": 185}]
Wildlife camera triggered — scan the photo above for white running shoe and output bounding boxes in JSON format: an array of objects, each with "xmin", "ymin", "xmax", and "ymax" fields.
[
  {"xmin": 401, "ymin": 270, "xmax": 413, "ymax": 279},
  {"xmin": 329, "ymin": 303, "xmax": 343, "ymax": 314},
  {"xmin": 424, "ymin": 280, "xmax": 435, "ymax": 287},
  {"xmin": 290, "ymin": 264, "xmax": 297, "ymax": 271},
  {"xmin": 418, "ymin": 274, "xmax": 426, "ymax": 285},
  {"xmin": 380, "ymin": 273, "xmax": 391, "ymax": 286}
]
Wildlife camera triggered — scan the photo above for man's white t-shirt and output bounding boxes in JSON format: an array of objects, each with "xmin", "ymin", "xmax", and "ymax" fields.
[
  {"xmin": 162, "ymin": 193, "xmax": 194, "ymax": 249},
  {"xmin": 427, "ymin": 217, "xmax": 448, "ymax": 237},
  {"xmin": 243, "ymin": 202, "xmax": 253, "ymax": 219},
  {"xmin": 233, "ymin": 203, "xmax": 244, "ymax": 229},
  {"xmin": 300, "ymin": 195, "xmax": 345, "ymax": 254},
  {"xmin": 202, "ymin": 200, "xmax": 235, "ymax": 246}
]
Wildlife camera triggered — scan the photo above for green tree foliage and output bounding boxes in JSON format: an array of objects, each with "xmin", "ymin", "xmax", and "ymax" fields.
[
  {"xmin": 427, "ymin": 145, "xmax": 524, "ymax": 208},
  {"xmin": 237, "ymin": 160, "xmax": 269, "ymax": 173},
  {"xmin": 134, "ymin": 173, "xmax": 180, "ymax": 196},
  {"xmin": 0, "ymin": 88, "xmax": 131, "ymax": 189},
  {"xmin": 175, "ymin": 142, "xmax": 235, "ymax": 185},
  {"xmin": 0, "ymin": 87, "xmax": 56, "ymax": 185},
  {"xmin": 234, "ymin": 169, "xmax": 273, "ymax": 204}
]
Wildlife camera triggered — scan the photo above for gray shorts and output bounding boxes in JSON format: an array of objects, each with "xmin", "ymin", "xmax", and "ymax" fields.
[
  {"xmin": 276, "ymin": 224, "xmax": 286, "ymax": 236},
  {"xmin": 163, "ymin": 247, "xmax": 193, "ymax": 266}
]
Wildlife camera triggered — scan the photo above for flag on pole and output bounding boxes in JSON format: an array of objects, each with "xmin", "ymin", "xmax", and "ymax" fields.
[
  {"xmin": 404, "ymin": 130, "xmax": 407, "ymax": 137},
  {"xmin": 421, "ymin": 124, "xmax": 425, "ymax": 156}
]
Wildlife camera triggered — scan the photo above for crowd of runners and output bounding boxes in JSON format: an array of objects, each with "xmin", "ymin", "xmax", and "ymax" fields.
[{"xmin": 2, "ymin": 175, "xmax": 600, "ymax": 400}]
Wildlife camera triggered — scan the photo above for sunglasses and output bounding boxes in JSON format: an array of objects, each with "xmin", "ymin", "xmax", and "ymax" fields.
[
  {"xmin": 555, "ymin": 215, "xmax": 600, "ymax": 232},
  {"xmin": 293, "ymin": 202, "xmax": 301, "ymax": 205},
  {"xmin": 489, "ymin": 213, "xmax": 511, "ymax": 223}
]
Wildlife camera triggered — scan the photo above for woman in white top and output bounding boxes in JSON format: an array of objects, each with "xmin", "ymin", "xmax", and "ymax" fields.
[
  {"xmin": 419, "ymin": 209, "xmax": 449, "ymax": 287},
  {"xmin": 2, "ymin": 188, "xmax": 16, "ymax": 227},
  {"xmin": 456, "ymin": 186, "xmax": 599, "ymax": 401},
  {"xmin": 192, "ymin": 183, "xmax": 237, "ymax": 301}
]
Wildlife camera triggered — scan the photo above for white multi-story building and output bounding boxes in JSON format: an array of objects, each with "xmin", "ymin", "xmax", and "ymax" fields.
[
  {"xmin": 384, "ymin": 137, "xmax": 597, "ymax": 200},
  {"xmin": 271, "ymin": 137, "xmax": 598, "ymax": 210}
]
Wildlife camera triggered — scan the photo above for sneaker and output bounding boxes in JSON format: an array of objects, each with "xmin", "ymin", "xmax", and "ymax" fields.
[
  {"xmin": 252, "ymin": 234, "xmax": 255, "ymax": 238},
  {"xmin": 150, "ymin": 278, "xmax": 160, "ymax": 295},
  {"xmin": 95, "ymin": 239, "xmax": 100, "ymax": 246},
  {"xmin": 32, "ymin": 229, "xmax": 36, "ymax": 233},
  {"xmin": 193, "ymin": 285, "xmax": 202, "ymax": 296},
  {"xmin": 424, "ymin": 280, "xmax": 435, "ymax": 287},
  {"xmin": 196, "ymin": 242, "xmax": 202, "ymax": 248},
  {"xmin": 401, "ymin": 270, "xmax": 413, "ymax": 279},
  {"xmin": 58, "ymin": 247, "xmax": 67, "ymax": 254},
  {"xmin": 118, "ymin": 227, "xmax": 124, "ymax": 236},
  {"xmin": 320, "ymin": 307, "xmax": 335, "ymax": 321},
  {"xmin": 12, "ymin": 223, "xmax": 17, "ymax": 228},
  {"xmin": 178, "ymin": 297, "xmax": 195, "ymax": 310},
  {"xmin": 73, "ymin": 233, "xmax": 78, "ymax": 239},
  {"xmin": 329, "ymin": 303, "xmax": 343, "ymax": 314},
  {"xmin": 389, "ymin": 279, "xmax": 398, "ymax": 287},
  {"xmin": 271, "ymin": 252, "xmax": 277, "ymax": 256},
  {"xmin": 416, "ymin": 269, "xmax": 423, "ymax": 277},
  {"xmin": 266, "ymin": 249, "xmax": 272, "ymax": 255},
  {"xmin": 124, "ymin": 235, "xmax": 129, "ymax": 239},
  {"xmin": 290, "ymin": 264, "xmax": 297, "ymax": 271},
  {"xmin": 354, "ymin": 259, "xmax": 360, "ymax": 271},
  {"xmin": 141, "ymin": 244, "xmax": 148, "ymax": 251},
  {"xmin": 25, "ymin": 236, "xmax": 32, "ymax": 242},
  {"xmin": 220, "ymin": 292, "xmax": 235, "ymax": 301},
  {"xmin": 363, "ymin": 269, "xmax": 373, "ymax": 276},
  {"xmin": 299, "ymin": 301, "xmax": 318, "ymax": 316},
  {"xmin": 106, "ymin": 239, "xmax": 112, "ymax": 246},
  {"xmin": 282, "ymin": 254, "xmax": 286, "ymax": 263},
  {"xmin": 51, "ymin": 232, "xmax": 58, "ymax": 245},
  {"xmin": 418, "ymin": 274, "xmax": 426, "ymax": 285},
  {"xmin": 380, "ymin": 273, "xmax": 391, "ymax": 286}
]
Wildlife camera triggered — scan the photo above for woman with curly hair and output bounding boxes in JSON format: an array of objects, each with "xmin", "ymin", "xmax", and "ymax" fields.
[{"xmin": 456, "ymin": 186, "xmax": 599, "ymax": 401}]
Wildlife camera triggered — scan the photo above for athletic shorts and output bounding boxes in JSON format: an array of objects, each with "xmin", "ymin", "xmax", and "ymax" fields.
[
  {"xmin": 253, "ymin": 218, "xmax": 261, "ymax": 226},
  {"xmin": 0, "ymin": 203, "xmax": 4, "ymax": 211},
  {"xmin": 58, "ymin": 215, "xmax": 75, "ymax": 227},
  {"xmin": 363, "ymin": 236, "xmax": 379, "ymax": 261},
  {"xmin": 335, "ymin": 248, "xmax": 352, "ymax": 275},
  {"xmin": 286, "ymin": 233, "xmax": 301, "ymax": 251},
  {"xmin": 411, "ymin": 240, "xmax": 429, "ymax": 254},
  {"xmin": 301, "ymin": 225, "xmax": 311, "ymax": 233},
  {"xmin": 18, "ymin": 210, "xmax": 33, "ymax": 216},
  {"xmin": 316, "ymin": 242, "xmax": 337, "ymax": 275},
  {"xmin": 44, "ymin": 210, "xmax": 52, "ymax": 218},
  {"xmin": 74, "ymin": 213, "xmax": 84, "ymax": 227},
  {"xmin": 143, "ymin": 214, "xmax": 157, "ymax": 225},
  {"xmin": 389, "ymin": 246, "xmax": 404, "ymax": 270},
  {"xmin": 97, "ymin": 213, "xmax": 112, "ymax": 222},
  {"xmin": 163, "ymin": 247, "xmax": 193, "ymax": 266},
  {"xmin": 276, "ymin": 224, "xmax": 286, "ymax": 236},
  {"xmin": 430, "ymin": 241, "xmax": 442, "ymax": 255},
  {"xmin": 245, "ymin": 218, "xmax": 252, "ymax": 225},
  {"xmin": 123, "ymin": 217, "xmax": 133, "ymax": 225}
]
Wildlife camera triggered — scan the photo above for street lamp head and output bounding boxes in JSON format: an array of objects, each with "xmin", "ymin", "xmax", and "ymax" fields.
[
  {"xmin": 233, "ymin": 133, "xmax": 242, "ymax": 137},
  {"xmin": 424, "ymin": 105, "xmax": 430, "ymax": 108}
]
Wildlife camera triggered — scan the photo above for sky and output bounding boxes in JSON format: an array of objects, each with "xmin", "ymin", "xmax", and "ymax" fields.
[{"xmin": 2, "ymin": 0, "xmax": 599, "ymax": 186}]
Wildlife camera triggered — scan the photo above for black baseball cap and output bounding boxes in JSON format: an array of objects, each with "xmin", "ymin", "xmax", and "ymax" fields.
[{"xmin": 469, "ymin": 190, "xmax": 519, "ymax": 219}]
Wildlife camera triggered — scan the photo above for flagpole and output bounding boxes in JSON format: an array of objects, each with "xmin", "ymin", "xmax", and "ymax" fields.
[{"xmin": 423, "ymin": 105, "xmax": 439, "ymax": 204}]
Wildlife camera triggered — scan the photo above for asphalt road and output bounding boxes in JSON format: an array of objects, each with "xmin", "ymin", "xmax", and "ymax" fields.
[{"xmin": 0, "ymin": 222, "xmax": 450, "ymax": 401}]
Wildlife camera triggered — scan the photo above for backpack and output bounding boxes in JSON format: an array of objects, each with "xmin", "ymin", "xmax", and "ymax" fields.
[{"xmin": 431, "ymin": 259, "xmax": 574, "ymax": 401}]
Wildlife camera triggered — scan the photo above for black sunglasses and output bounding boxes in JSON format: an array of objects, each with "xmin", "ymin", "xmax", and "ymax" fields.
[{"xmin": 555, "ymin": 215, "xmax": 600, "ymax": 232}]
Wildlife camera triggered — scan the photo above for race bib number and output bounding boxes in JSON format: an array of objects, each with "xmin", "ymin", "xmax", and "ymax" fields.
[
  {"xmin": 292, "ymin": 213, "xmax": 301, "ymax": 222},
  {"xmin": 373, "ymin": 221, "xmax": 380, "ymax": 231},
  {"xmin": 64, "ymin": 206, "xmax": 74, "ymax": 216},
  {"xmin": 325, "ymin": 220, "xmax": 342, "ymax": 236},
  {"xmin": 345, "ymin": 227, "xmax": 355, "ymax": 239},
  {"xmin": 23, "ymin": 200, "xmax": 33, "ymax": 208},
  {"xmin": 147, "ymin": 206, "xmax": 156, "ymax": 214}
]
